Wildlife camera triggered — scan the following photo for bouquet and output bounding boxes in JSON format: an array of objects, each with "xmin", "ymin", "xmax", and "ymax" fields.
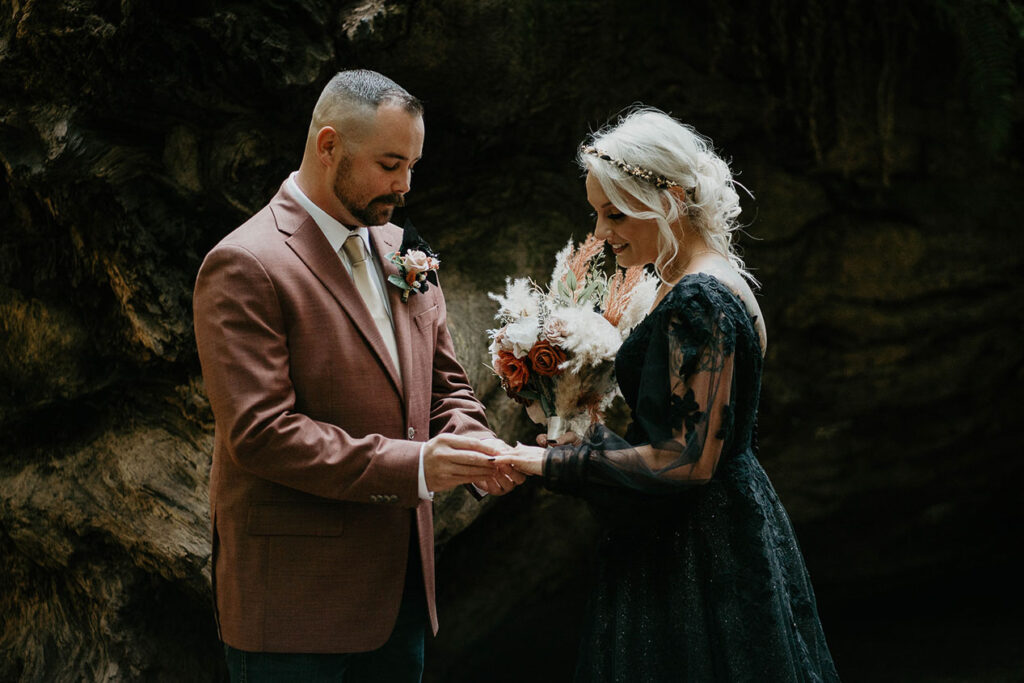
[{"xmin": 487, "ymin": 234, "xmax": 659, "ymax": 439}]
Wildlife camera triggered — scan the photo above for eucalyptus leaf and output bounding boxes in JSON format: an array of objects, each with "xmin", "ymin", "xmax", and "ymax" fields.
[
  {"xmin": 581, "ymin": 280, "xmax": 601, "ymax": 303},
  {"xmin": 388, "ymin": 275, "xmax": 411, "ymax": 290}
]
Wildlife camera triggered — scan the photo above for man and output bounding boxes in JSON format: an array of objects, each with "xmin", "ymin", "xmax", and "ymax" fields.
[{"xmin": 193, "ymin": 69, "xmax": 521, "ymax": 681}]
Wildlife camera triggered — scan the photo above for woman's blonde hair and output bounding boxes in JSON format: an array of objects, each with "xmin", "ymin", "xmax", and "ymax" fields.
[{"xmin": 578, "ymin": 106, "xmax": 754, "ymax": 284}]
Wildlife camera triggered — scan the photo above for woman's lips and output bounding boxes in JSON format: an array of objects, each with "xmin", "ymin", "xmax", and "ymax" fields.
[{"xmin": 610, "ymin": 243, "xmax": 627, "ymax": 255}]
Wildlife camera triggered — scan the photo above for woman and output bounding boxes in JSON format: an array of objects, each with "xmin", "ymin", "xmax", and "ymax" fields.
[{"xmin": 500, "ymin": 108, "xmax": 840, "ymax": 682}]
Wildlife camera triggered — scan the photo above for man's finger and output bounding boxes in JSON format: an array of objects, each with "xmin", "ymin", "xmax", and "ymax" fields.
[
  {"xmin": 476, "ymin": 478, "xmax": 506, "ymax": 495},
  {"xmin": 435, "ymin": 457, "xmax": 498, "ymax": 477},
  {"xmin": 501, "ymin": 466, "xmax": 527, "ymax": 485},
  {"xmin": 447, "ymin": 464, "xmax": 500, "ymax": 479},
  {"xmin": 440, "ymin": 473, "xmax": 496, "ymax": 490},
  {"xmin": 438, "ymin": 449, "xmax": 500, "ymax": 467},
  {"xmin": 435, "ymin": 434, "xmax": 503, "ymax": 454}
]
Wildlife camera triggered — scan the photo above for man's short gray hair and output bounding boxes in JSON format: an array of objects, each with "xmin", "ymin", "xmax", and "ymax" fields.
[{"xmin": 310, "ymin": 69, "xmax": 422, "ymax": 140}]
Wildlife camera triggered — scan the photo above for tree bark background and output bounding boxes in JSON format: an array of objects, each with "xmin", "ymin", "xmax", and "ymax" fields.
[{"xmin": 2, "ymin": 0, "xmax": 1022, "ymax": 681}]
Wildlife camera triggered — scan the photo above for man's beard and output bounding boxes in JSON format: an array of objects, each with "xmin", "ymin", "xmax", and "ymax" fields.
[
  {"xmin": 333, "ymin": 161, "xmax": 405, "ymax": 226},
  {"xmin": 349, "ymin": 193, "xmax": 404, "ymax": 226}
]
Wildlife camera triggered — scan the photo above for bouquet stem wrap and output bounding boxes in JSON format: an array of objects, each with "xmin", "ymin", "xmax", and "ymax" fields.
[{"xmin": 546, "ymin": 416, "xmax": 566, "ymax": 441}]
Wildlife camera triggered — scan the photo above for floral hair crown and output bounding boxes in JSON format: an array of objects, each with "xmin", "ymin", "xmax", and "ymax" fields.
[{"xmin": 581, "ymin": 145, "xmax": 682, "ymax": 191}]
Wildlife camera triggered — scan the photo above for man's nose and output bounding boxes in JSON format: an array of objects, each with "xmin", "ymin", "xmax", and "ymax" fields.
[{"xmin": 392, "ymin": 169, "xmax": 412, "ymax": 195}]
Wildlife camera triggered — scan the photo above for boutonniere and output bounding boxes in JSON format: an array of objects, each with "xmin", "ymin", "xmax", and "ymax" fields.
[{"xmin": 387, "ymin": 220, "xmax": 440, "ymax": 302}]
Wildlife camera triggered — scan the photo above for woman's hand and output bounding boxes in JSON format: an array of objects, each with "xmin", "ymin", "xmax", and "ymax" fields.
[
  {"xmin": 535, "ymin": 431, "xmax": 580, "ymax": 447},
  {"xmin": 496, "ymin": 443, "xmax": 547, "ymax": 476}
]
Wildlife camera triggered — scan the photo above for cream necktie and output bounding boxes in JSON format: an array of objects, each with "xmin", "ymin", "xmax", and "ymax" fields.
[{"xmin": 342, "ymin": 234, "xmax": 401, "ymax": 379}]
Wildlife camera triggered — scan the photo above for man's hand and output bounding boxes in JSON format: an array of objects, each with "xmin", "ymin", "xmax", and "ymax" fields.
[
  {"xmin": 470, "ymin": 438, "xmax": 525, "ymax": 496},
  {"xmin": 423, "ymin": 434, "xmax": 501, "ymax": 493}
]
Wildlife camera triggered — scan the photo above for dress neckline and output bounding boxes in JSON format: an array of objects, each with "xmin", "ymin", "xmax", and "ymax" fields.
[
  {"xmin": 652, "ymin": 272, "xmax": 746, "ymax": 316},
  {"xmin": 648, "ymin": 272, "xmax": 765, "ymax": 353}
]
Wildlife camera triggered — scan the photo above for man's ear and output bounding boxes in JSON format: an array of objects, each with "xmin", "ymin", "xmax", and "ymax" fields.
[{"xmin": 315, "ymin": 126, "xmax": 340, "ymax": 166}]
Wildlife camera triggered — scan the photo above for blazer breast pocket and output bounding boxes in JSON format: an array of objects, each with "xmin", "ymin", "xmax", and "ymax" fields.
[
  {"xmin": 246, "ymin": 503, "xmax": 345, "ymax": 537},
  {"xmin": 413, "ymin": 304, "xmax": 439, "ymax": 331}
]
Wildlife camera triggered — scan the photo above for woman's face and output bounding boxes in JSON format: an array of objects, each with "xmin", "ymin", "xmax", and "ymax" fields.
[{"xmin": 586, "ymin": 173, "xmax": 660, "ymax": 268}]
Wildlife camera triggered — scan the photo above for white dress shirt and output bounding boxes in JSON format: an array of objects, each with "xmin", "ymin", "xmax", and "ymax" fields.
[{"xmin": 288, "ymin": 173, "xmax": 434, "ymax": 500}]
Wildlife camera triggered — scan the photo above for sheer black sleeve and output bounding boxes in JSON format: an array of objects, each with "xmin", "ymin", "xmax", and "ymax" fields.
[{"xmin": 543, "ymin": 286, "xmax": 738, "ymax": 498}]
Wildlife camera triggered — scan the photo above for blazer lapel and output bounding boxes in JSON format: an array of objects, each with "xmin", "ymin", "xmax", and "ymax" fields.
[
  {"xmin": 275, "ymin": 186, "xmax": 403, "ymax": 397},
  {"xmin": 370, "ymin": 227, "xmax": 420, "ymax": 406}
]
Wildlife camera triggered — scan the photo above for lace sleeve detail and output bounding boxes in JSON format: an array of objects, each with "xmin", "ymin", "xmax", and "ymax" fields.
[{"xmin": 543, "ymin": 285, "xmax": 737, "ymax": 498}]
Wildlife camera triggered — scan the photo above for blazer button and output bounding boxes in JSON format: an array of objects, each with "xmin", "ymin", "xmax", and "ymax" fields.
[
  {"xmin": 407, "ymin": 427, "xmax": 416, "ymax": 439},
  {"xmin": 389, "ymin": 495, "xmax": 398, "ymax": 504},
  {"xmin": 370, "ymin": 495, "xmax": 380, "ymax": 503}
]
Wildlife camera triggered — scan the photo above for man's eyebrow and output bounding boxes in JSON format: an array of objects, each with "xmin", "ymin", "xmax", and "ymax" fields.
[{"xmin": 380, "ymin": 152, "xmax": 422, "ymax": 162}]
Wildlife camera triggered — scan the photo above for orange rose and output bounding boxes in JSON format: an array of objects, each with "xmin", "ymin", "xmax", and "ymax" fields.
[
  {"xmin": 528, "ymin": 340, "xmax": 567, "ymax": 377},
  {"xmin": 494, "ymin": 351, "xmax": 529, "ymax": 393}
]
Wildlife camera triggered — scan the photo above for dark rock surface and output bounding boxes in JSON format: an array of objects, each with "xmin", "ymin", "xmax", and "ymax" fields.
[{"xmin": 2, "ymin": 0, "xmax": 1022, "ymax": 680}]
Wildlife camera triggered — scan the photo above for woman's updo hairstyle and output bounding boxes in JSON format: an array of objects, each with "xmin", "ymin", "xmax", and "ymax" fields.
[{"xmin": 578, "ymin": 106, "xmax": 753, "ymax": 283}]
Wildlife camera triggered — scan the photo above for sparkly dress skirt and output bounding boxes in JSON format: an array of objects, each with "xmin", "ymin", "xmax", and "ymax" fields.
[{"xmin": 572, "ymin": 447, "xmax": 838, "ymax": 683}]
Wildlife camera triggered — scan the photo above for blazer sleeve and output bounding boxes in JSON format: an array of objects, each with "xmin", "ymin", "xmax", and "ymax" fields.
[
  {"xmin": 193, "ymin": 243, "xmax": 422, "ymax": 506},
  {"xmin": 426, "ymin": 283, "xmax": 493, "ymax": 441}
]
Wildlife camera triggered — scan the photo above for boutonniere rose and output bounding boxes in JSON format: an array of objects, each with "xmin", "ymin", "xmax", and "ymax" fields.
[
  {"xmin": 388, "ymin": 249, "xmax": 440, "ymax": 302},
  {"xmin": 387, "ymin": 220, "xmax": 440, "ymax": 302}
]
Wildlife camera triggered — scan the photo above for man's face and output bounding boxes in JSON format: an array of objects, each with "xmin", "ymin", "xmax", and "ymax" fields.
[{"xmin": 332, "ymin": 103, "xmax": 424, "ymax": 226}]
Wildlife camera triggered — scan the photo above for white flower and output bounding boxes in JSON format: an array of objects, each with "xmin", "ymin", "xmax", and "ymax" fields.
[
  {"xmin": 402, "ymin": 249, "xmax": 432, "ymax": 272},
  {"xmin": 504, "ymin": 317, "xmax": 541, "ymax": 358},
  {"xmin": 549, "ymin": 307, "xmax": 622, "ymax": 372}
]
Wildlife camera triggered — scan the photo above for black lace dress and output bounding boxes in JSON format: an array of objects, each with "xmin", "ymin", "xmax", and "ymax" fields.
[{"xmin": 544, "ymin": 274, "xmax": 839, "ymax": 682}]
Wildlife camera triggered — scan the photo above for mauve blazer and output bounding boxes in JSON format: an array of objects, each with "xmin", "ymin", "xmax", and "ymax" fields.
[{"xmin": 193, "ymin": 180, "xmax": 490, "ymax": 653}]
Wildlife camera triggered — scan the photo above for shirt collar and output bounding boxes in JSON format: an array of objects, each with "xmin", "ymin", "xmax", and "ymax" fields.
[{"xmin": 288, "ymin": 172, "xmax": 369, "ymax": 254}]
